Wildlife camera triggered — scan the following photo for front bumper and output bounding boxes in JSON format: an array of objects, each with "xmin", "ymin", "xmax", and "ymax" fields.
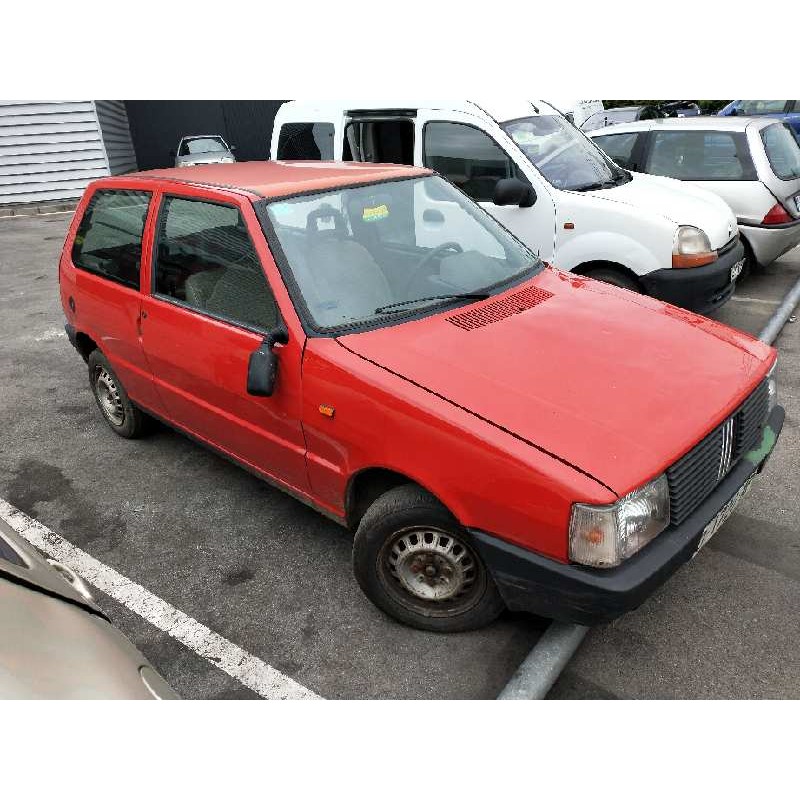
[
  {"xmin": 639, "ymin": 240, "xmax": 745, "ymax": 314},
  {"xmin": 740, "ymin": 218, "xmax": 800, "ymax": 267},
  {"xmin": 470, "ymin": 405, "xmax": 784, "ymax": 626}
]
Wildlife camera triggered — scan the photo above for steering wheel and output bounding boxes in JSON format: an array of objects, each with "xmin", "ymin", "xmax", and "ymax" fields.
[{"xmin": 405, "ymin": 242, "xmax": 463, "ymax": 295}]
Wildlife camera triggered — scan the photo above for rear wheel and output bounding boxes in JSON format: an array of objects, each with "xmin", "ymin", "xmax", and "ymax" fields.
[
  {"xmin": 586, "ymin": 267, "xmax": 640, "ymax": 292},
  {"xmin": 88, "ymin": 350, "xmax": 150, "ymax": 439},
  {"xmin": 352, "ymin": 485, "xmax": 505, "ymax": 632}
]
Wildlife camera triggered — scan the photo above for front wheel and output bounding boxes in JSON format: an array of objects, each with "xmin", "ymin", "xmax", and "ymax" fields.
[
  {"xmin": 352, "ymin": 485, "xmax": 505, "ymax": 632},
  {"xmin": 586, "ymin": 267, "xmax": 640, "ymax": 293}
]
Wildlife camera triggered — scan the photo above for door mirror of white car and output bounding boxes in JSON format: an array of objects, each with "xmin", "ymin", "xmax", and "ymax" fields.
[{"xmin": 493, "ymin": 178, "xmax": 537, "ymax": 208}]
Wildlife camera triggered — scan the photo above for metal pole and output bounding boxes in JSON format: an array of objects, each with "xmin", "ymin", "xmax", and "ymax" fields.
[
  {"xmin": 497, "ymin": 623, "xmax": 589, "ymax": 700},
  {"xmin": 758, "ymin": 275, "xmax": 800, "ymax": 344}
]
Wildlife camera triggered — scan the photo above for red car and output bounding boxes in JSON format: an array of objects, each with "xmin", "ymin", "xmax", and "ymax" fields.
[{"xmin": 59, "ymin": 161, "xmax": 783, "ymax": 632}]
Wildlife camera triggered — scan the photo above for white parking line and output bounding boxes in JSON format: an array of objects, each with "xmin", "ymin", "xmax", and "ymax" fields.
[
  {"xmin": 730, "ymin": 296, "xmax": 781, "ymax": 306},
  {"xmin": 0, "ymin": 499, "xmax": 319, "ymax": 700}
]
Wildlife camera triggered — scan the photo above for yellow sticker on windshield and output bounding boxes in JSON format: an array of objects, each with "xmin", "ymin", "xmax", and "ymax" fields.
[{"xmin": 362, "ymin": 203, "xmax": 389, "ymax": 222}]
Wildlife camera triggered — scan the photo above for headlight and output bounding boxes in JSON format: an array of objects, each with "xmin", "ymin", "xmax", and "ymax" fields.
[
  {"xmin": 569, "ymin": 475, "xmax": 670, "ymax": 568},
  {"xmin": 767, "ymin": 362, "xmax": 778, "ymax": 414},
  {"xmin": 672, "ymin": 225, "xmax": 717, "ymax": 268}
]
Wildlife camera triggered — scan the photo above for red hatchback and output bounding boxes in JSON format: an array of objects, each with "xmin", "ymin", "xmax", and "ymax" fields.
[{"xmin": 60, "ymin": 161, "xmax": 783, "ymax": 632}]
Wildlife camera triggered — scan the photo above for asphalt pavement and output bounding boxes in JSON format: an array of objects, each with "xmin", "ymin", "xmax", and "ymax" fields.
[{"xmin": 1, "ymin": 212, "xmax": 798, "ymax": 699}]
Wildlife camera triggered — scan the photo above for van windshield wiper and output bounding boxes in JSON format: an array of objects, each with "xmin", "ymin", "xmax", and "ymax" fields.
[{"xmin": 374, "ymin": 293, "xmax": 490, "ymax": 315}]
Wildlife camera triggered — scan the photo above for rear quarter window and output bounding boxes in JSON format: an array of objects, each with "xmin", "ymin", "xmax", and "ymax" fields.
[
  {"xmin": 645, "ymin": 130, "xmax": 756, "ymax": 180},
  {"xmin": 761, "ymin": 123, "xmax": 800, "ymax": 180},
  {"xmin": 277, "ymin": 123, "xmax": 335, "ymax": 160},
  {"xmin": 71, "ymin": 189, "xmax": 151, "ymax": 288}
]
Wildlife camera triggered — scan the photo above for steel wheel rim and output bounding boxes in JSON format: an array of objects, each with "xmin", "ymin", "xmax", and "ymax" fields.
[
  {"xmin": 379, "ymin": 526, "xmax": 485, "ymax": 614},
  {"xmin": 93, "ymin": 367, "xmax": 125, "ymax": 426}
]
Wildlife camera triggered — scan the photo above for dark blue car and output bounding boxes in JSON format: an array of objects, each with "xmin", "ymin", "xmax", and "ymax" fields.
[{"xmin": 719, "ymin": 101, "xmax": 800, "ymax": 136}]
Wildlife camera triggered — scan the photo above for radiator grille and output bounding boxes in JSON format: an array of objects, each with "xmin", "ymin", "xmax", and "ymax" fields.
[
  {"xmin": 666, "ymin": 380, "xmax": 769, "ymax": 525},
  {"xmin": 446, "ymin": 285, "xmax": 553, "ymax": 331}
]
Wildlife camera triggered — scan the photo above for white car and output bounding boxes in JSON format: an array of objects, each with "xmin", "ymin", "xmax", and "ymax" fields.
[
  {"xmin": 588, "ymin": 117, "xmax": 800, "ymax": 271},
  {"xmin": 271, "ymin": 100, "xmax": 743, "ymax": 313}
]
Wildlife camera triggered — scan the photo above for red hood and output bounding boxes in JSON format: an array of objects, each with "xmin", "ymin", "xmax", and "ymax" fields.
[{"xmin": 338, "ymin": 268, "xmax": 774, "ymax": 496}]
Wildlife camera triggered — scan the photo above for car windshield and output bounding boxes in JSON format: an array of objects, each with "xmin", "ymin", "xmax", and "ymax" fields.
[
  {"xmin": 761, "ymin": 123, "xmax": 800, "ymax": 180},
  {"xmin": 580, "ymin": 109, "xmax": 638, "ymax": 131},
  {"xmin": 503, "ymin": 115, "xmax": 627, "ymax": 191},
  {"xmin": 263, "ymin": 175, "xmax": 539, "ymax": 331},
  {"xmin": 181, "ymin": 137, "xmax": 227, "ymax": 155}
]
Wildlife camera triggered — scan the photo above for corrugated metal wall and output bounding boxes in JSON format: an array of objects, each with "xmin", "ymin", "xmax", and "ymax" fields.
[
  {"xmin": 95, "ymin": 100, "xmax": 137, "ymax": 175},
  {"xmin": 0, "ymin": 100, "xmax": 137, "ymax": 206}
]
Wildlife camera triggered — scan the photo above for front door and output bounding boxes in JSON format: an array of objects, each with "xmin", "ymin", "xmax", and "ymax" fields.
[
  {"xmin": 415, "ymin": 113, "xmax": 557, "ymax": 261},
  {"xmin": 139, "ymin": 190, "xmax": 309, "ymax": 493}
]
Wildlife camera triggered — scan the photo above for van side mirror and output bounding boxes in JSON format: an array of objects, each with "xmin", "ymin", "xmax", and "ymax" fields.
[
  {"xmin": 247, "ymin": 326, "xmax": 289, "ymax": 397},
  {"xmin": 493, "ymin": 178, "xmax": 537, "ymax": 208}
]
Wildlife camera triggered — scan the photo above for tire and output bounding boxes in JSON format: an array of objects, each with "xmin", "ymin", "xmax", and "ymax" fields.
[
  {"xmin": 87, "ymin": 350, "xmax": 150, "ymax": 439},
  {"xmin": 586, "ymin": 267, "xmax": 640, "ymax": 293},
  {"xmin": 741, "ymin": 236, "xmax": 760, "ymax": 276},
  {"xmin": 352, "ymin": 485, "xmax": 506, "ymax": 632}
]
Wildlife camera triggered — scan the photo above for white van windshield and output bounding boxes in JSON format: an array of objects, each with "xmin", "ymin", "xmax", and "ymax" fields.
[{"xmin": 503, "ymin": 115, "xmax": 629, "ymax": 192}]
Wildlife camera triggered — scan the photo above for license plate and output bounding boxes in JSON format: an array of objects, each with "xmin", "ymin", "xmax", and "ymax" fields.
[
  {"xmin": 694, "ymin": 476, "xmax": 753, "ymax": 554},
  {"xmin": 730, "ymin": 259, "xmax": 745, "ymax": 282}
]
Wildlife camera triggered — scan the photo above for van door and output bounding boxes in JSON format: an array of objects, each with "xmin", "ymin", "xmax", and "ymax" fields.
[
  {"xmin": 139, "ymin": 188, "xmax": 309, "ymax": 493},
  {"xmin": 414, "ymin": 111, "xmax": 556, "ymax": 261}
]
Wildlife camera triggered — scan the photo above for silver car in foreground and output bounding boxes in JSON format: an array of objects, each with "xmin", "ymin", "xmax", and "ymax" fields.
[
  {"xmin": 588, "ymin": 117, "xmax": 800, "ymax": 270},
  {"xmin": 174, "ymin": 134, "xmax": 236, "ymax": 167},
  {"xmin": 0, "ymin": 517, "xmax": 177, "ymax": 699}
]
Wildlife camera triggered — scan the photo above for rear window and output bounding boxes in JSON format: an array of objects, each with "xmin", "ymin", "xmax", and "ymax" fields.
[
  {"xmin": 277, "ymin": 123, "xmax": 335, "ymax": 160},
  {"xmin": 761, "ymin": 123, "xmax": 800, "ymax": 180},
  {"xmin": 71, "ymin": 189, "xmax": 151, "ymax": 288},
  {"xmin": 645, "ymin": 130, "xmax": 756, "ymax": 180},
  {"xmin": 179, "ymin": 137, "xmax": 227, "ymax": 156}
]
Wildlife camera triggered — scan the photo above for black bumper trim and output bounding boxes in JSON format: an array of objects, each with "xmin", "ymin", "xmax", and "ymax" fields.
[
  {"xmin": 470, "ymin": 405, "xmax": 784, "ymax": 626},
  {"xmin": 639, "ymin": 240, "xmax": 745, "ymax": 314}
]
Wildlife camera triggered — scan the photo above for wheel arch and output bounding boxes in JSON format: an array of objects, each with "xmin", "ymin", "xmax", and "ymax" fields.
[
  {"xmin": 74, "ymin": 331, "xmax": 99, "ymax": 362},
  {"xmin": 345, "ymin": 467, "xmax": 452, "ymax": 531},
  {"xmin": 572, "ymin": 260, "xmax": 644, "ymax": 289}
]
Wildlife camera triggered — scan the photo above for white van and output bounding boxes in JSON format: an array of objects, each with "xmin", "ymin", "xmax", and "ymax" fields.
[{"xmin": 271, "ymin": 100, "xmax": 744, "ymax": 313}]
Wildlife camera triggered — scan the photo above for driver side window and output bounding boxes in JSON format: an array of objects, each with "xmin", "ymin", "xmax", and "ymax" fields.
[{"xmin": 423, "ymin": 122, "xmax": 516, "ymax": 202}]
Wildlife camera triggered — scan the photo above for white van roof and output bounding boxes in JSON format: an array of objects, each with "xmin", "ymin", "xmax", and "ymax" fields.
[{"xmin": 275, "ymin": 100, "xmax": 562, "ymax": 125}]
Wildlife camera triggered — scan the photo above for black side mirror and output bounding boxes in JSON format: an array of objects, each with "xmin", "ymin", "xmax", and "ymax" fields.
[
  {"xmin": 422, "ymin": 208, "xmax": 445, "ymax": 224},
  {"xmin": 247, "ymin": 326, "xmax": 289, "ymax": 397},
  {"xmin": 493, "ymin": 178, "xmax": 537, "ymax": 208}
]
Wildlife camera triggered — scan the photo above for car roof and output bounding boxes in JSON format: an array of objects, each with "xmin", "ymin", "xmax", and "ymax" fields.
[
  {"xmin": 276, "ymin": 99, "xmax": 561, "ymax": 124},
  {"xmin": 123, "ymin": 160, "xmax": 431, "ymax": 200},
  {"xmin": 587, "ymin": 116, "xmax": 776, "ymax": 136}
]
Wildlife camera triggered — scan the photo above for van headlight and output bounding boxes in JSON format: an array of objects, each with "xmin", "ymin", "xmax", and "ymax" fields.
[
  {"xmin": 767, "ymin": 362, "xmax": 778, "ymax": 414},
  {"xmin": 672, "ymin": 225, "xmax": 717, "ymax": 268},
  {"xmin": 569, "ymin": 475, "xmax": 670, "ymax": 568}
]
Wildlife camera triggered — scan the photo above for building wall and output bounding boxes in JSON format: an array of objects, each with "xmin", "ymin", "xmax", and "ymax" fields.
[
  {"xmin": 0, "ymin": 100, "xmax": 136, "ymax": 206},
  {"xmin": 95, "ymin": 100, "xmax": 137, "ymax": 175},
  {"xmin": 124, "ymin": 100, "xmax": 284, "ymax": 170}
]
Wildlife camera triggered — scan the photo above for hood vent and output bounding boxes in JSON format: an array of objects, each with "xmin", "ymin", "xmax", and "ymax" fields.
[{"xmin": 446, "ymin": 285, "xmax": 553, "ymax": 331}]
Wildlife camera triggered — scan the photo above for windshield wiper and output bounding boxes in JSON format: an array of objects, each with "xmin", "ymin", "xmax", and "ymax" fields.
[{"xmin": 374, "ymin": 293, "xmax": 490, "ymax": 315}]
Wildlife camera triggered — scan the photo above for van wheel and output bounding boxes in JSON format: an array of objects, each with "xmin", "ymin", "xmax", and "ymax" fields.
[
  {"xmin": 352, "ymin": 485, "xmax": 505, "ymax": 632},
  {"xmin": 587, "ymin": 267, "xmax": 640, "ymax": 292},
  {"xmin": 87, "ymin": 350, "xmax": 150, "ymax": 439}
]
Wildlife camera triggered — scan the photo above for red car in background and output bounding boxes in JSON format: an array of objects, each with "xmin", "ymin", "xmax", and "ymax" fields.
[{"xmin": 59, "ymin": 161, "xmax": 782, "ymax": 632}]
